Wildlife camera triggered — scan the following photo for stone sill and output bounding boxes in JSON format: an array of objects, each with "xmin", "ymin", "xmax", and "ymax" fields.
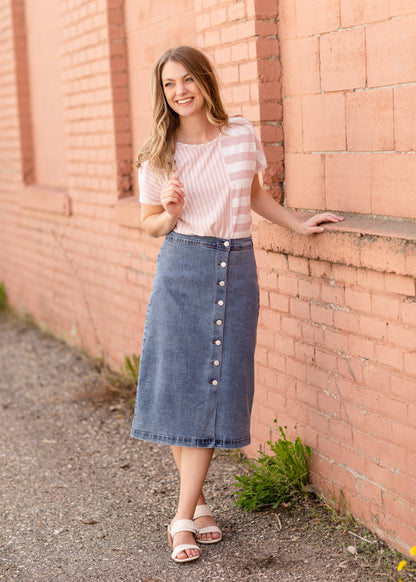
[
  {"xmin": 256, "ymin": 212, "xmax": 416, "ymax": 278},
  {"xmin": 115, "ymin": 195, "xmax": 140, "ymax": 228},
  {"xmin": 20, "ymin": 185, "xmax": 71, "ymax": 216},
  {"xmin": 114, "ymin": 198, "xmax": 416, "ymax": 277}
]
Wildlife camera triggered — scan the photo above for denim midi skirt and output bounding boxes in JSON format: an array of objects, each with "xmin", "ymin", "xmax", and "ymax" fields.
[{"xmin": 131, "ymin": 231, "xmax": 259, "ymax": 449}]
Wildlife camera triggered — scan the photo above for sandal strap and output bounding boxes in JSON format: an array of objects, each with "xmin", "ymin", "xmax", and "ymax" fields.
[
  {"xmin": 169, "ymin": 518, "xmax": 197, "ymax": 537},
  {"xmin": 171, "ymin": 543, "xmax": 200, "ymax": 561},
  {"xmin": 193, "ymin": 504, "xmax": 213, "ymax": 520},
  {"xmin": 197, "ymin": 525, "xmax": 222, "ymax": 536}
]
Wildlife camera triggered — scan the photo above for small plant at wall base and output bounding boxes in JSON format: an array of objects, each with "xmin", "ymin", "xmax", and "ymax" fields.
[
  {"xmin": 397, "ymin": 545, "xmax": 416, "ymax": 581},
  {"xmin": 121, "ymin": 354, "xmax": 140, "ymax": 385},
  {"xmin": 77, "ymin": 354, "xmax": 140, "ymax": 406},
  {"xmin": 233, "ymin": 424, "xmax": 312, "ymax": 511},
  {"xmin": 0, "ymin": 282, "xmax": 8, "ymax": 312},
  {"xmin": 317, "ymin": 486, "xmax": 355, "ymax": 532}
]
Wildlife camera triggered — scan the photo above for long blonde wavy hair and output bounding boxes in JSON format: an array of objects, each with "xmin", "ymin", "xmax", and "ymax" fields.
[{"xmin": 136, "ymin": 46, "xmax": 229, "ymax": 176}]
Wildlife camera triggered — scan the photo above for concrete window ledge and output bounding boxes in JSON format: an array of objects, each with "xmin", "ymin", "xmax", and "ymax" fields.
[
  {"xmin": 115, "ymin": 195, "xmax": 140, "ymax": 228},
  {"xmin": 256, "ymin": 212, "xmax": 416, "ymax": 278},
  {"xmin": 20, "ymin": 185, "xmax": 71, "ymax": 216}
]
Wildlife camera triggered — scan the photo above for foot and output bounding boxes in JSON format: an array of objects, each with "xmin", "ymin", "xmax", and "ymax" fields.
[
  {"xmin": 194, "ymin": 515, "xmax": 221, "ymax": 543},
  {"xmin": 167, "ymin": 519, "xmax": 201, "ymax": 563},
  {"xmin": 172, "ymin": 530, "xmax": 201, "ymax": 561},
  {"xmin": 193, "ymin": 504, "xmax": 222, "ymax": 544}
]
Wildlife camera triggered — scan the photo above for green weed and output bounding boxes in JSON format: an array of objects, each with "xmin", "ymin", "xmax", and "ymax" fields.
[
  {"xmin": 317, "ymin": 486, "xmax": 355, "ymax": 531},
  {"xmin": 121, "ymin": 354, "xmax": 140, "ymax": 384},
  {"xmin": 76, "ymin": 354, "xmax": 140, "ymax": 406},
  {"xmin": 0, "ymin": 282, "xmax": 8, "ymax": 311},
  {"xmin": 233, "ymin": 424, "xmax": 312, "ymax": 511}
]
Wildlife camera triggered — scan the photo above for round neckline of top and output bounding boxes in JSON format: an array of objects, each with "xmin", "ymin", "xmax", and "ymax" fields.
[{"xmin": 175, "ymin": 132, "xmax": 221, "ymax": 147}]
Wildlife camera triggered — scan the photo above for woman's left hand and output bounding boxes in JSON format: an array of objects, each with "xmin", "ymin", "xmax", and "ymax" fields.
[{"xmin": 298, "ymin": 213, "xmax": 344, "ymax": 236}]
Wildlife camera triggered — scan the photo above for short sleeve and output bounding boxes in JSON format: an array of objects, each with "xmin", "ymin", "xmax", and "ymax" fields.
[
  {"xmin": 138, "ymin": 161, "xmax": 166, "ymax": 205},
  {"xmin": 225, "ymin": 117, "xmax": 267, "ymax": 174}
]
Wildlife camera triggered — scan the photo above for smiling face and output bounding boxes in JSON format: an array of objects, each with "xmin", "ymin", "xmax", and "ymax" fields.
[{"xmin": 161, "ymin": 60, "xmax": 206, "ymax": 120}]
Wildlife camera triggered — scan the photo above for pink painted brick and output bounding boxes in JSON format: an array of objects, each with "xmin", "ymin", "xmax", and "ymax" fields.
[
  {"xmin": 289, "ymin": 297, "xmax": 311, "ymax": 319},
  {"xmin": 345, "ymin": 288, "xmax": 372, "ymax": 313},
  {"xmin": 371, "ymin": 154, "xmax": 416, "ymax": 219},
  {"xmin": 302, "ymin": 321, "xmax": 326, "ymax": 345},
  {"xmin": 285, "ymin": 154, "xmax": 325, "ymax": 210},
  {"xmin": 333, "ymin": 311, "xmax": 360, "ymax": 334},
  {"xmin": 311, "ymin": 304, "xmax": 335, "ymax": 327},
  {"xmin": 394, "ymin": 85, "xmax": 416, "ymax": 152},
  {"xmin": 375, "ymin": 344, "xmax": 404, "ymax": 371},
  {"xmin": 404, "ymin": 352, "xmax": 416, "ymax": 376},
  {"xmin": 302, "ymin": 93, "xmax": 346, "ymax": 152},
  {"xmin": 288, "ymin": 255, "xmax": 310, "ymax": 275},
  {"xmin": 340, "ymin": 0, "xmax": 390, "ymax": 26},
  {"xmin": 320, "ymin": 28, "xmax": 366, "ymax": 92},
  {"xmin": 389, "ymin": 0, "xmax": 416, "ymax": 16},
  {"xmin": 366, "ymin": 14, "xmax": 416, "ymax": 87},
  {"xmin": 296, "ymin": 0, "xmax": 340, "ymax": 36},
  {"xmin": 384, "ymin": 273, "xmax": 415, "ymax": 296},
  {"xmin": 325, "ymin": 154, "xmax": 372, "ymax": 214},
  {"xmin": 346, "ymin": 89, "xmax": 394, "ymax": 152},
  {"xmin": 269, "ymin": 291, "xmax": 290, "ymax": 312},
  {"xmin": 278, "ymin": 273, "xmax": 299, "ymax": 295},
  {"xmin": 281, "ymin": 37, "xmax": 320, "ymax": 96}
]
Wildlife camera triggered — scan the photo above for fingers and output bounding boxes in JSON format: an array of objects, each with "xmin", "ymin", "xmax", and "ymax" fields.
[
  {"xmin": 304, "ymin": 213, "xmax": 344, "ymax": 227},
  {"xmin": 324, "ymin": 213, "xmax": 344, "ymax": 222},
  {"xmin": 163, "ymin": 196, "xmax": 183, "ymax": 209},
  {"xmin": 162, "ymin": 178, "xmax": 184, "ymax": 198},
  {"xmin": 314, "ymin": 213, "xmax": 344, "ymax": 224},
  {"xmin": 169, "ymin": 177, "xmax": 184, "ymax": 190},
  {"xmin": 160, "ymin": 177, "xmax": 185, "ymax": 215},
  {"xmin": 301, "ymin": 212, "xmax": 344, "ymax": 236}
]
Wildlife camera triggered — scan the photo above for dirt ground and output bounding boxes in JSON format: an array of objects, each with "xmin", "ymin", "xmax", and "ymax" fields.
[{"xmin": 0, "ymin": 312, "xmax": 402, "ymax": 582}]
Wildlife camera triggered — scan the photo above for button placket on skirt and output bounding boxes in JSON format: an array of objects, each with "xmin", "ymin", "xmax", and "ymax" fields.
[{"xmin": 209, "ymin": 242, "xmax": 230, "ymax": 387}]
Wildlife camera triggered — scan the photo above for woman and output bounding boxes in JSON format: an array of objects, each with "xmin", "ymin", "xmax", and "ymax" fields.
[{"xmin": 131, "ymin": 46, "xmax": 343, "ymax": 563}]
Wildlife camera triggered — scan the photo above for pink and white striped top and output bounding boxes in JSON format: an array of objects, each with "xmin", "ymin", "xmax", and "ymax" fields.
[{"xmin": 138, "ymin": 117, "xmax": 267, "ymax": 239}]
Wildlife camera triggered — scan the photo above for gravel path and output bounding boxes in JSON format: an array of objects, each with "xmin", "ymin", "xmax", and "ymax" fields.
[{"xmin": 0, "ymin": 312, "xmax": 391, "ymax": 581}]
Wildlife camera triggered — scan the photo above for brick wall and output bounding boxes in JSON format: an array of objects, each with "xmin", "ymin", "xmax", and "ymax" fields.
[
  {"xmin": 280, "ymin": 0, "xmax": 416, "ymax": 217},
  {"xmin": 251, "ymin": 222, "xmax": 416, "ymax": 551},
  {"xmin": 196, "ymin": 0, "xmax": 283, "ymax": 196},
  {"xmin": 247, "ymin": 0, "xmax": 416, "ymax": 554},
  {"xmin": 0, "ymin": 0, "xmax": 415, "ymax": 555}
]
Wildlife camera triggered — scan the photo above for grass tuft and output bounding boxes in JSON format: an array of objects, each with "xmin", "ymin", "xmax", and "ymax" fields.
[
  {"xmin": 75, "ymin": 354, "xmax": 140, "ymax": 406},
  {"xmin": 233, "ymin": 424, "xmax": 312, "ymax": 511},
  {"xmin": 0, "ymin": 282, "xmax": 8, "ymax": 312}
]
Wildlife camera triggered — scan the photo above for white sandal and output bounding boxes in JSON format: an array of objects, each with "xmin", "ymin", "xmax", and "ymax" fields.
[
  {"xmin": 193, "ymin": 504, "xmax": 222, "ymax": 544},
  {"xmin": 167, "ymin": 519, "xmax": 201, "ymax": 563}
]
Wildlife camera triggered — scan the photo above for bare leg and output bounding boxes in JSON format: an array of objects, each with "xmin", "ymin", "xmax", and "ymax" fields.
[
  {"xmin": 169, "ymin": 446, "xmax": 214, "ymax": 560},
  {"xmin": 171, "ymin": 446, "xmax": 221, "ymax": 545},
  {"xmin": 171, "ymin": 446, "xmax": 206, "ymax": 506}
]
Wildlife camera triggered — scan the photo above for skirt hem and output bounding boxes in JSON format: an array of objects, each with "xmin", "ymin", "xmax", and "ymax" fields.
[{"xmin": 130, "ymin": 429, "xmax": 250, "ymax": 449}]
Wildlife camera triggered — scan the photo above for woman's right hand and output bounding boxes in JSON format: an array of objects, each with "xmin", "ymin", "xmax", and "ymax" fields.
[{"xmin": 160, "ymin": 176, "xmax": 185, "ymax": 218}]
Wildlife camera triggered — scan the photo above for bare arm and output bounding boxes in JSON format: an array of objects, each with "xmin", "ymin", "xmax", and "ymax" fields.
[
  {"xmin": 250, "ymin": 175, "xmax": 344, "ymax": 235},
  {"xmin": 141, "ymin": 176, "xmax": 185, "ymax": 237}
]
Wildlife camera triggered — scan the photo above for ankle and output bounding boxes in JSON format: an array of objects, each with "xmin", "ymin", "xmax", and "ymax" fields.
[{"xmin": 173, "ymin": 512, "xmax": 194, "ymax": 523}]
